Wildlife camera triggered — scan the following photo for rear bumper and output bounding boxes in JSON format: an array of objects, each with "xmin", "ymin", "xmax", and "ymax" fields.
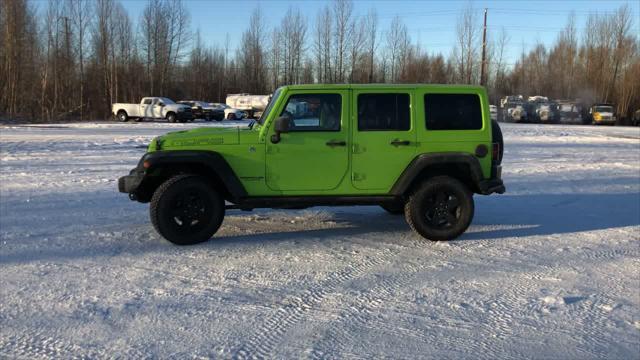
[
  {"xmin": 479, "ymin": 165, "xmax": 505, "ymax": 195},
  {"xmin": 478, "ymin": 178, "xmax": 505, "ymax": 195}
]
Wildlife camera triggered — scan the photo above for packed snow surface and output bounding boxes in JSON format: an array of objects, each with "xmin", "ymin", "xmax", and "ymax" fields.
[{"xmin": 1, "ymin": 121, "xmax": 639, "ymax": 358}]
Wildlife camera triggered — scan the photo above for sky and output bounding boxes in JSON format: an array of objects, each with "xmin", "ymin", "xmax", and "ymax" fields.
[{"xmin": 113, "ymin": 0, "xmax": 639, "ymax": 65}]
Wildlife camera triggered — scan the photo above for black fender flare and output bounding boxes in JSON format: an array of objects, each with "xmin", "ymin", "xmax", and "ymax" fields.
[
  {"xmin": 139, "ymin": 150, "xmax": 247, "ymax": 200},
  {"xmin": 390, "ymin": 152, "xmax": 485, "ymax": 196}
]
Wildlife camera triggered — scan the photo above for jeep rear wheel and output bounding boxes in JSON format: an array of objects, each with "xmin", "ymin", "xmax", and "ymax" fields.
[
  {"xmin": 405, "ymin": 176, "xmax": 474, "ymax": 241},
  {"xmin": 150, "ymin": 175, "xmax": 225, "ymax": 245}
]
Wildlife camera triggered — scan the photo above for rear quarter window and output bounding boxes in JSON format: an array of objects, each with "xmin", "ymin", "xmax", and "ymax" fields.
[{"xmin": 424, "ymin": 94, "xmax": 482, "ymax": 130}]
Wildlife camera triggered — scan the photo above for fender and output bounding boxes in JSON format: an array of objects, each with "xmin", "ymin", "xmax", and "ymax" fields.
[
  {"xmin": 390, "ymin": 152, "xmax": 485, "ymax": 196},
  {"xmin": 124, "ymin": 150, "xmax": 247, "ymax": 201}
]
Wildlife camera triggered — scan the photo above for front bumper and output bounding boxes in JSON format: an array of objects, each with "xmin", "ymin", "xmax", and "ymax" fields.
[
  {"xmin": 594, "ymin": 118, "xmax": 615, "ymax": 124},
  {"xmin": 176, "ymin": 111, "xmax": 194, "ymax": 121},
  {"xmin": 118, "ymin": 169, "xmax": 144, "ymax": 194}
]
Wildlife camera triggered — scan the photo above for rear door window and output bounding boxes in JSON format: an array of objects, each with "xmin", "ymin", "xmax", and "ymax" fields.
[
  {"xmin": 424, "ymin": 94, "xmax": 482, "ymax": 130},
  {"xmin": 357, "ymin": 94, "xmax": 410, "ymax": 131}
]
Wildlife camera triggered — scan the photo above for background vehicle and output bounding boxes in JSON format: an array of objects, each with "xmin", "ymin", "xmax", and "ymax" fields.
[
  {"xmin": 527, "ymin": 96, "xmax": 555, "ymax": 123},
  {"xmin": 633, "ymin": 109, "xmax": 640, "ymax": 126},
  {"xmin": 556, "ymin": 101, "xmax": 583, "ymax": 124},
  {"xmin": 178, "ymin": 101, "xmax": 224, "ymax": 121},
  {"xmin": 112, "ymin": 97, "xmax": 192, "ymax": 123},
  {"xmin": 210, "ymin": 102, "xmax": 247, "ymax": 120},
  {"xmin": 119, "ymin": 84, "xmax": 505, "ymax": 245},
  {"xmin": 500, "ymin": 95, "xmax": 527, "ymax": 122},
  {"xmin": 489, "ymin": 105, "xmax": 498, "ymax": 121},
  {"xmin": 589, "ymin": 103, "xmax": 616, "ymax": 125},
  {"xmin": 226, "ymin": 94, "xmax": 271, "ymax": 119}
]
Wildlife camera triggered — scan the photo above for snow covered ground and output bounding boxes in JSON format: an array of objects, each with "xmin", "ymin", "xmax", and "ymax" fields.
[{"xmin": 1, "ymin": 120, "xmax": 639, "ymax": 359}]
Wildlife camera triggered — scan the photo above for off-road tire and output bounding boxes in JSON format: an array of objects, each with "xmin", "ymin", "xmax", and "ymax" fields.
[
  {"xmin": 405, "ymin": 176, "xmax": 474, "ymax": 241},
  {"xmin": 381, "ymin": 203, "xmax": 404, "ymax": 215},
  {"xmin": 167, "ymin": 113, "xmax": 177, "ymax": 123},
  {"xmin": 150, "ymin": 175, "xmax": 225, "ymax": 245},
  {"xmin": 117, "ymin": 111, "xmax": 128, "ymax": 122}
]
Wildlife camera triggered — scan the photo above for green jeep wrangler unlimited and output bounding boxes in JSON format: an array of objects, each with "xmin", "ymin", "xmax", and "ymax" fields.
[{"xmin": 119, "ymin": 84, "xmax": 505, "ymax": 245}]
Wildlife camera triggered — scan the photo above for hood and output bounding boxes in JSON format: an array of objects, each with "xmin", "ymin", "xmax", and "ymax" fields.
[{"xmin": 151, "ymin": 127, "xmax": 240, "ymax": 151}]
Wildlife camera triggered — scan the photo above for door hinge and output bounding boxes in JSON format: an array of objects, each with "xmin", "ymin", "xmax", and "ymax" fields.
[
  {"xmin": 352, "ymin": 172, "xmax": 366, "ymax": 181},
  {"xmin": 352, "ymin": 144, "xmax": 365, "ymax": 154}
]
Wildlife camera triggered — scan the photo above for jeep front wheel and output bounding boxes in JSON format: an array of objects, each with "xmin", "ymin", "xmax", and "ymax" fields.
[
  {"xmin": 167, "ymin": 113, "xmax": 177, "ymax": 123},
  {"xmin": 405, "ymin": 176, "xmax": 474, "ymax": 241},
  {"xmin": 150, "ymin": 175, "xmax": 225, "ymax": 245}
]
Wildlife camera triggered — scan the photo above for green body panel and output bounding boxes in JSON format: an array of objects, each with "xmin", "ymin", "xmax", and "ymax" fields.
[
  {"xmin": 148, "ymin": 84, "xmax": 494, "ymax": 197},
  {"xmin": 350, "ymin": 87, "xmax": 418, "ymax": 190}
]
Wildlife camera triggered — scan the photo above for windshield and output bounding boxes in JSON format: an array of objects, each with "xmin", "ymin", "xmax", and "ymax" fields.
[
  {"xmin": 258, "ymin": 88, "xmax": 281, "ymax": 125},
  {"xmin": 160, "ymin": 97, "xmax": 176, "ymax": 105},
  {"xmin": 595, "ymin": 106, "xmax": 613, "ymax": 113}
]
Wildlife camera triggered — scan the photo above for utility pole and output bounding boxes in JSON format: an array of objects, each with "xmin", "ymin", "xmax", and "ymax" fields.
[{"xmin": 480, "ymin": 8, "xmax": 488, "ymax": 86}]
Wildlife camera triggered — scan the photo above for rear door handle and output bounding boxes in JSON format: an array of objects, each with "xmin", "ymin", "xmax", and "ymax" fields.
[
  {"xmin": 390, "ymin": 139, "xmax": 411, "ymax": 146},
  {"xmin": 326, "ymin": 140, "xmax": 346, "ymax": 147}
]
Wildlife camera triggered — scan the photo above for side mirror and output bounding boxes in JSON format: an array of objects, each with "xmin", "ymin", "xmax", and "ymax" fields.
[
  {"xmin": 159, "ymin": 103, "xmax": 165, "ymax": 107},
  {"xmin": 270, "ymin": 116, "xmax": 291, "ymax": 144}
]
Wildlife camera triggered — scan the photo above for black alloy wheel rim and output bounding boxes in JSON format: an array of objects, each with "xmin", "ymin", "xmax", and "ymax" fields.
[
  {"xmin": 424, "ymin": 191, "xmax": 461, "ymax": 229},
  {"xmin": 169, "ymin": 188, "xmax": 211, "ymax": 233}
]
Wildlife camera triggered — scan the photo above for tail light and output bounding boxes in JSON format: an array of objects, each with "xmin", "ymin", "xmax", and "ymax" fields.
[{"xmin": 492, "ymin": 142, "xmax": 500, "ymax": 162}]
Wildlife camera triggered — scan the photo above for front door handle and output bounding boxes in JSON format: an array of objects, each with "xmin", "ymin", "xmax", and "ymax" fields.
[
  {"xmin": 326, "ymin": 140, "xmax": 346, "ymax": 147},
  {"xmin": 390, "ymin": 139, "xmax": 411, "ymax": 146}
]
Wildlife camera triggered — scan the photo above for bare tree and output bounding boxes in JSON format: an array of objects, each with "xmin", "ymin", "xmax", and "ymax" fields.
[
  {"xmin": 386, "ymin": 16, "xmax": 408, "ymax": 82},
  {"xmin": 0, "ymin": 0, "xmax": 38, "ymax": 116},
  {"xmin": 332, "ymin": 0, "xmax": 352, "ymax": 83},
  {"xmin": 363, "ymin": 8, "xmax": 378, "ymax": 83},
  {"xmin": 279, "ymin": 6, "xmax": 307, "ymax": 84},
  {"xmin": 313, "ymin": 5, "xmax": 332, "ymax": 82},
  {"xmin": 348, "ymin": 16, "xmax": 366, "ymax": 82},
  {"xmin": 454, "ymin": 2, "xmax": 479, "ymax": 84},
  {"xmin": 68, "ymin": 0, "xmax": 91, "ymax": 120},
  {"xmin": 606, "ymin": 4, "xmax": 633, "ymax": 102},
  {"xmin": 238, "ymin": 7, "xmax": 267, "ymax": 93},
  {"xmin": 269, "ymin": 27, "xmax": 282, "ymax": 89}
]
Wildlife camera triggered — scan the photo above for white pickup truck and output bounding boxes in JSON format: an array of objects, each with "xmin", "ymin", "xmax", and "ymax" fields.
[{"xmin": 112, "ymin": 97, "xmax": 193, "ymax": 123}]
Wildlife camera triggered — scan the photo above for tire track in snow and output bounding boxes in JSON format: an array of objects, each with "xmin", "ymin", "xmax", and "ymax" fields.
[
  {"xmin": 0, "ymin": 331, "xmax": 150, "ymax": 359},
  {"xmin": 308, "ymin": 262, "xmax": 424, "ymax": 359},
  {"xmin": 231, "ymin": 247, "xmax": 402, "ymax": 359},
  {"xmin": 0, "ymin": 332, "xmax": 97, "ymax": 359}
]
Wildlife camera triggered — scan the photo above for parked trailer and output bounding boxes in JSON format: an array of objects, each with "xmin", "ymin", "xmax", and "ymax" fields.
[{"xmin": 226, "ymin": 94, "xmax": 271, "ymax": 119}]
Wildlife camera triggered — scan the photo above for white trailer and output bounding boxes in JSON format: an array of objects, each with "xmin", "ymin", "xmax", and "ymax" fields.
[{"xmin": 226, "ymin": 94, "xmax": 271, "ymax": 119}]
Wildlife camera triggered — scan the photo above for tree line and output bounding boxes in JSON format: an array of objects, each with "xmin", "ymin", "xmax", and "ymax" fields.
[{"xmin": 0, "ymin": 0, "xmax": 638, "ymax": 122}]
